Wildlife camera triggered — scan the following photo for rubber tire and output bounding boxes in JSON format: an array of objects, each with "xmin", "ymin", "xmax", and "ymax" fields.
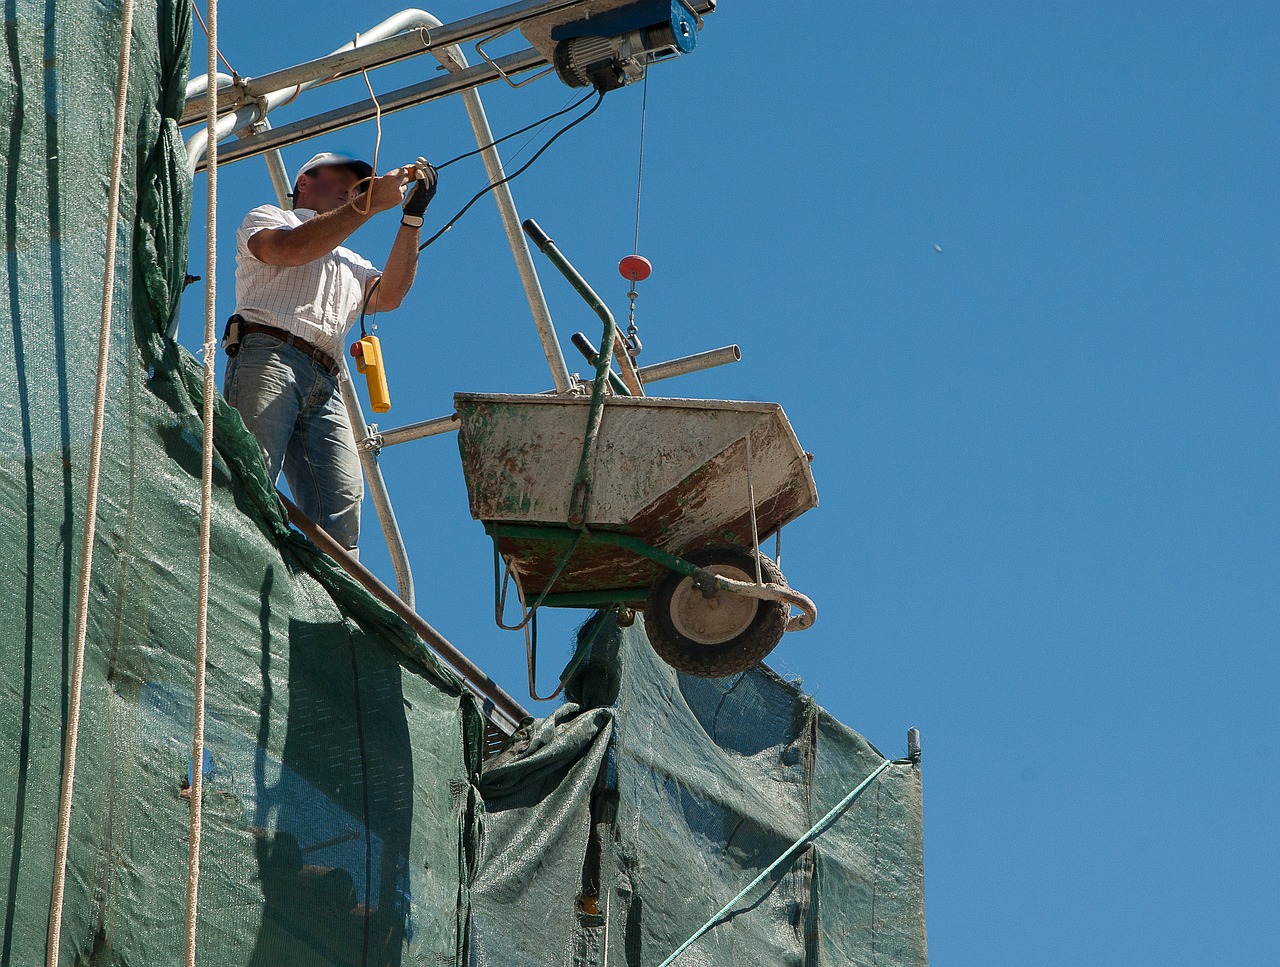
[{"xmin": 643, "ymin": 544, "xmax": 788, "ymax": 678}]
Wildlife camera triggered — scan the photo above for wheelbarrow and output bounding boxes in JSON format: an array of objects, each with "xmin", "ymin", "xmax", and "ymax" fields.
[{"xmin": 454, "ymin": 221, "xmax": 819, "ymax": 687}]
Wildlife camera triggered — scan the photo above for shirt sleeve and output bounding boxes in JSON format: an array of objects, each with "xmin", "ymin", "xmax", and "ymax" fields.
[
  {"xmin": 331, "ymin": 245, "xmax": 381, "ymax": 290},
  {"xmin": 236, "ymin": 205, "xmax": 291, "ymax": 262}
]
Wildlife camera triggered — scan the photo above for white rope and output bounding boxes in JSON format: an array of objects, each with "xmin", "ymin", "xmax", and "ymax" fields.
[
  {"xmin": 46, "ymin": 0, "xmax": 137, "ymax": 962},
  {"xmin": 744, "ymin": 429, "xmax": 762, "ymax": 584},
  {"xmin": 184, "ymin": 0, "xmax": 219, "ymax": 962}
]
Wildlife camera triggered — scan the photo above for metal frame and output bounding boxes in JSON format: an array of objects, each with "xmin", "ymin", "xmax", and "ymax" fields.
[
  {"xmin": 487, "ymin": 521, "xmax": 817, "ymax": 630},
  {"xmin": 181, "ymin": 2, "xmax": 738, "ymax": 699},
  {"xmin": 181, "ymin": 8, "xmax": 580, "ymax": 609}
]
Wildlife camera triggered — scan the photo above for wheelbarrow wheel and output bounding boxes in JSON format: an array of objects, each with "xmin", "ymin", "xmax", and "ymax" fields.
[{"xmin": 643, "ymin": 544, "xmax": 788, "ymax": 678}]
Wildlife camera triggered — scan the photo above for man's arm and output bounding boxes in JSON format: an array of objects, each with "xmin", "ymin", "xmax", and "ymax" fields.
[
  {"xmin": 363, "ymin": 223, "xmax": 419, "ymax": 313},
  {"xmin": 362, "ymin": 162, "xmax": 437, "ymax": 312},
  {"xmin": 247, "ymin": 168, "xmax": 412, "ymax": 267}
]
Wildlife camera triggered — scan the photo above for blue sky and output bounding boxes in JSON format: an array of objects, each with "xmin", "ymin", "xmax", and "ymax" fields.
[{"xmin": 179, "ymin": 3, "xmax": 1278, "ymax": 963}]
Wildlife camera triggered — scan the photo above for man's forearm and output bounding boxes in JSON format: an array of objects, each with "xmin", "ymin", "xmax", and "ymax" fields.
[
  {"xmin": 251, "ymin": 201, "xmax": 373, "ymax": 267},
  {"xmin": 369, "ymin": 224, "xmax": 420, "ymax": 312}
]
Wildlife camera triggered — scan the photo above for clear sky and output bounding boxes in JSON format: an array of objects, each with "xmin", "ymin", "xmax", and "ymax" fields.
[{"xmin": 178, "ymin": 3, "xmax": 1278, "ymax": 964}]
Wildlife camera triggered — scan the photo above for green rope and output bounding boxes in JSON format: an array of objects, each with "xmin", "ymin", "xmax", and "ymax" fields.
[{"xmin": 656, "ymin": 757, "xmax": 896, "ymax": 967}]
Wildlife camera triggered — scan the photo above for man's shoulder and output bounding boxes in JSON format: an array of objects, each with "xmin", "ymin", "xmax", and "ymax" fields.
[{"xmin": 240, "ymin": 204, "xmax": 297, "ymax": 233}]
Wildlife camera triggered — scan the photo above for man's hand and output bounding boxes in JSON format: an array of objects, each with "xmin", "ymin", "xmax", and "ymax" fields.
[
  {"xmin": 400, "ymin": 159, "xmax": 438, "ymax": 228},
  {"xmin": 351, "ymin": 166, "xmax": 415, "ymax": 215}
]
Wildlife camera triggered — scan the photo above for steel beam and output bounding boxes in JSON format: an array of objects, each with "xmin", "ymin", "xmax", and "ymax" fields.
[{"xmin": 192, "ymin": 48, "xmax": 546, "ymax": 171}]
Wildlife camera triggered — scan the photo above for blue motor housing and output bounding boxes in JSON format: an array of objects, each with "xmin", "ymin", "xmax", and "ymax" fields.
[{"xmin": 552, "ymin": 0, "xmax": 700, "ymax": 91}]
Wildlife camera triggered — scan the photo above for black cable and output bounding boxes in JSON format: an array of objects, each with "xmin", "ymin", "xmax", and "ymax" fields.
[
  {"xmin": 417, "ymin": 89, "xmax": 605, "ymax": 252},
  {"xmin": 433, "ymin": 91, "xmax": 596, "ymax": 171},
  {"xmin": 358, "ymin": 89, "xmax": 606, "ymax": 328}
]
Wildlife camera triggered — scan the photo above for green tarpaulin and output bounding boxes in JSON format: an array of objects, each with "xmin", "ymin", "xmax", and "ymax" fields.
[{"xmin": 0, "ymin": 1, "xmax": 926, "ymax": 964}]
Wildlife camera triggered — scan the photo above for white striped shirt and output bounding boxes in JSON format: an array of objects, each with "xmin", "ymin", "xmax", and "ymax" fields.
[{"xmin": 234, "ymin": 205, "xmax": 382, "ymax": 358}]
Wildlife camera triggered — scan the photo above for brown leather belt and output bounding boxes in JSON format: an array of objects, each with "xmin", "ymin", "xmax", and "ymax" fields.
[{"xmin": 239, "ymin": 322, "xmax": 340, "ymax": 376}]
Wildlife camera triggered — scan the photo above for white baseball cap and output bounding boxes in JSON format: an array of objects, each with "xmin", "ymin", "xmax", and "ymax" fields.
[{"xmin": 294, "ymin": 151, "xmax": 374, "ymax": 185}]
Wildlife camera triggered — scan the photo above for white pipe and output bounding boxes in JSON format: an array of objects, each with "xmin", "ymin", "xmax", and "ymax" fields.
[
  {"xmin": 185, "ymin": 71, "xmax": 235, "ymax": 101},
  {"xmin": 340, "ymin": 362, "xmax": 417, "ymax": 608}
]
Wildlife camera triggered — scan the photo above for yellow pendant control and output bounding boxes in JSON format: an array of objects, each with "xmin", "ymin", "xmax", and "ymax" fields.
[{"xmin": 351, "ymin": 335, "xmax": 391, "ymax": 413}]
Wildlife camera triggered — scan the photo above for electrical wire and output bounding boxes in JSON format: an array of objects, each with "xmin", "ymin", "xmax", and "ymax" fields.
[
  {"xmin": 358, "ymin": 89, "xmax": 606, "ymax": 327},
  {"xmin": 418, "ymin": 90, "xmax": 604, "ymax": 252},
  {"xmin": 434, "ymin": 91, "xmax": 596, "ymax": 172}
]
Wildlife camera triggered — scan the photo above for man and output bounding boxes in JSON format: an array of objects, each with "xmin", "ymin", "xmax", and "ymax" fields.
[{"xmin": 224, "ymin": 151, "xmax": 437, "ymax": 554}]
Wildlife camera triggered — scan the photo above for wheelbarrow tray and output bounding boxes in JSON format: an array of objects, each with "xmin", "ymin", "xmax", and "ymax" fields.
[{"xmin": 455, "ymin": 392, "xmax": 818, "ymax": 603}]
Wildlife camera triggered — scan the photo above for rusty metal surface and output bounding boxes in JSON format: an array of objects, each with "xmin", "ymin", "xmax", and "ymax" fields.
[{"xmin": 456, "ymin": 392, "xmax": 818, "ymax": 597}]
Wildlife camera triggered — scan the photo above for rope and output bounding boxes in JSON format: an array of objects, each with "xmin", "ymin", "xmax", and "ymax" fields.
[
  {"xmin": 190, "ymin": 1, "xmax": 236, "ymax": 76},
  {"xmin": 45, "ymin": 0, "xmax": 137, "ymax": 961},
  {"xmin": 351, "ymin": 47, "xmax": 384, "ymax": 218},
  {"xmin": 184, "ymin": 0, "xmax": 219, "ymax": 961},
  {"xmin": 655, "ymin": 757, "xmax": 896, "ymax": 967},
  {"xmin": 744, "ymin": 429, "xmax": 762, "ymax": 584}
]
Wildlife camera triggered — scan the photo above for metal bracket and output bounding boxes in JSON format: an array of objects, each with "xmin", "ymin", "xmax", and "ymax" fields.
[
  {"xmin": 363, "ymin": 424, "xmax": 384, "ymax": 455},
  {"xmin": 676, "ymin": 0, "xmax": 706, "ymax": 30},
  {"xmin": 475, "ymin": 27, "xmax": 555, "ymax": 88}
]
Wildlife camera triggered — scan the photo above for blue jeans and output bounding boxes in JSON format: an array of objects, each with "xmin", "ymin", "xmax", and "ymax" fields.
[{"xmin": 225, "ymin": 332, "xmax": 363, "ymax": 551}]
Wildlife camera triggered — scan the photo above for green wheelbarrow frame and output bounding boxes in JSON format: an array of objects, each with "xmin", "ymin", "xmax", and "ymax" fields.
[{"xmin": 486, "ymin": 521, "xmax": 816, "ymax": 627}]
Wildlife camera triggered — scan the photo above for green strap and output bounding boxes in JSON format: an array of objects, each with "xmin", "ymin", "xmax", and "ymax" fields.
[{"xmin": 656, "ymin": 757, "xmax": 896, "ymax": 967}]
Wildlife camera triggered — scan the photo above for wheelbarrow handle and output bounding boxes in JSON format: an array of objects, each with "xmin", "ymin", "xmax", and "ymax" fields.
[
  {"xmin": 522, "ymin": 218, "xmax": 553, "ymax": 252},
  {"xmin": 703, "ymin": 572, "xmax": 819, "ymax": 633}
]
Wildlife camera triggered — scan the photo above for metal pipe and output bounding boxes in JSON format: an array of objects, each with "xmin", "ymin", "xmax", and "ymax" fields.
[
  {"xmin": 523, "ymin": 218, "xmax": 622, "ymax": 527},
  {"xmin": 186, "ymin": 11, "xmax": 466, "ymax": 166},
  {"xmin": 185, "ymin": 104, "xmax": 259, "ymax": 173},
  {"xmin": 339, "ymin": 362, "xmax": 417, "ymax": 609},
  {"xmin": 261, "ymin": 139, "xmax": 293, "ymax": 208},
  {"xmin": 179, "ymin": 0, "xmax": 580, "ymax": 126},
  {"xmin": 279, "ymin": 492, "xmax": 529, "ymax": 734},
  {"xmin": 180, "ymin": 30, "xmax": 435, "ymax": 125},
  {"xmin": 376, "ymin": 344, "xmax": 745, "ymax": 447},
  {"xmin": 636, "ymin": 344, "xmax": 741, "ymax": 385},
  {"xmin": 429, "ymin": 0, "xmax": 715, "ymax": 50},
  {"xmin": 185, "ymin": 71, "xmax": 235, "ymax": 102},
  {"xmin": 570, "ymin": 332, "xmax": 630, "ymax": 396},
  {"xmin": 193, "ymin": 48, "xmax": 546, "ymax": 171},
  {"xmin": 377, "ymin": 412, "xmax": 460, "ymax": 447},
  {"xmin": 457, "ymin": 83, "xmax": 572, "ymax": 392}
]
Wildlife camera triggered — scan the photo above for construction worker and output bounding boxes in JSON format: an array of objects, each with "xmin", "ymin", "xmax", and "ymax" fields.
[{"xmin": 223, "ymin": 151, "xmax": 437, "ymax": 554}]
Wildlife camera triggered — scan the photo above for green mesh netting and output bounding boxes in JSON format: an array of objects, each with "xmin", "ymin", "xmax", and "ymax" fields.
[
  {"xmin": 1, "ymin": 3, "xmax": 481, "ymax": 964},
  {"xmin": 472, "ymin": 616, "xmax": 927, "ymax": 967},
  {"xmin": 1, "ymin": 2, "xmax": 926, "ymax": 964}
]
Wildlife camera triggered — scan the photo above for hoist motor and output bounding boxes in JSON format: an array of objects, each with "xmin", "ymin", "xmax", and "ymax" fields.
[{"xmin": 552, "ymin": 0, "xmax": 701, "ymax": 92}]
